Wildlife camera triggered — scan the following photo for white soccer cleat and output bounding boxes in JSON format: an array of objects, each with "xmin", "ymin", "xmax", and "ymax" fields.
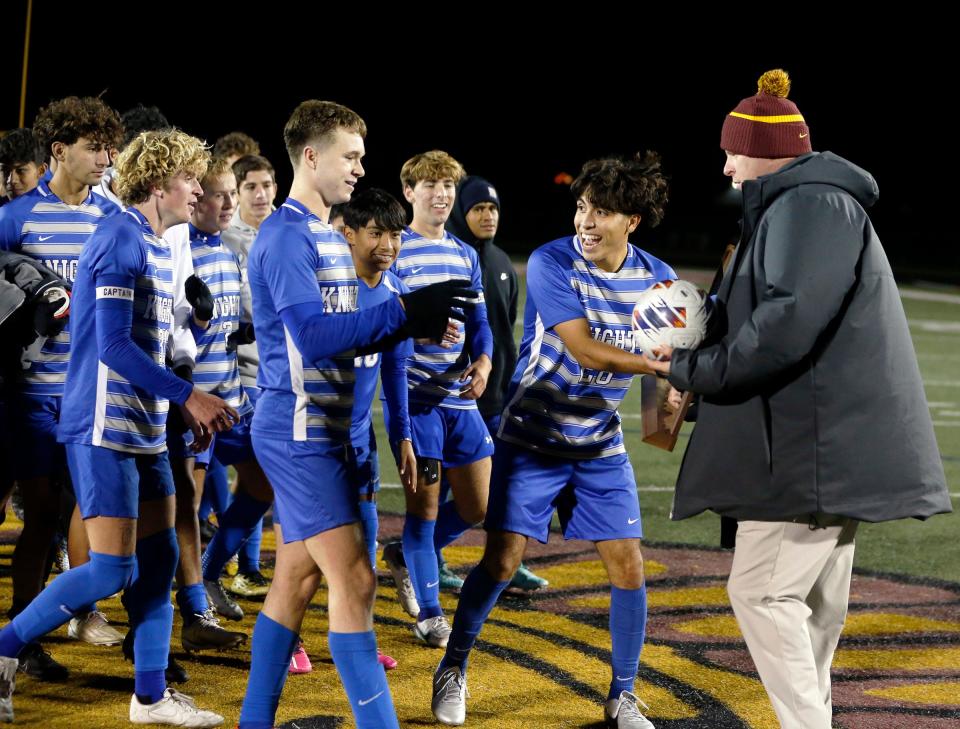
[
  {"xmin": 382, "ymin": 542, "xmax": 419, "ymax": 617},
  {"xmin": 129, "ymin": 688, "xmax": 224, "ymax": 727},
  {"xmin": 413, "ymin": 615, "xmax": 452, "ymax": 648},
  {"xmin": 604, "ymin": 690, "xmax": 655, "ymax": 728},
  {"xmin": 68, "ymin": 610, "xmax": 124, "ymax": 646},
  {"xmin": 432, "ymin": 664, "xmax": 467, "ymax": 726},
  {"xmin": 0, "ymin": 655, "xmax": 17, "ymax": 723}
]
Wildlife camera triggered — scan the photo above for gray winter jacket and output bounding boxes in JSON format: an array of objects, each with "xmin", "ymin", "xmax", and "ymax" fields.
[{"xmin": 669, "ymin": 152, "xmax": 950, "ymax": 523}]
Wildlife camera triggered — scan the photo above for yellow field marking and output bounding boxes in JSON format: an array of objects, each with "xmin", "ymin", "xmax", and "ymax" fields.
[
  {"xmin": 493, "ymin": 606, "xmax": 778, "ymax": 729},
  {"xmin": 440, "ymin": 545, "xmax": 485, "ymax": 568},
  {"xmin": 865, "ymin": 681, "xmax": 960, "ymax": 705},
  {"xmin": 531, "ymin": 559, "xmax": 667, "ymax": 589},
  {"xmin": 479, "ymin": 617, "xmax": 695, "ymax": 719},
  {"xmin": 569, "ymin": 585, "xmax": 731, "ymax": 610},
  {"xmin": 834, "ymin": 647, "xmax": 960, "ymax": 671},
  {"xmin": 674, "ymin": 612, "xmax": 960, "ymax": 640}
]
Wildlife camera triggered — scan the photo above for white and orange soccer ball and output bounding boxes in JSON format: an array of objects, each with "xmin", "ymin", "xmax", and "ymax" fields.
[{"xmin": 631, "ymin": 279, "xmax": 709, "ymax": 358}]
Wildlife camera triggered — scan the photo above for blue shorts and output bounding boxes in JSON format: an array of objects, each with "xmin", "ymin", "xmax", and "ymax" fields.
[
  {"xmin": 484, "ymin": 439, "xmax": 643, "ymax": 544},
  {"xmin": 253, "ymin": 436, "xmax": 357, "ymax": 543},
  {"xmin": 409, "ymin": 403, "xmax": 494, "ymax": 468},
  {"xmin": 10, "ymin": 393, "xmax": 66, "ymax": 479},
  {"xmin": 193, "ymin": 412, "xmax": 255, "ymax": 467},
  {"xmin": 348, "ymin": 432, "xmax": 381, "ymax": 497},
  {"xmin": 66, "ymin": 443, "xmax": 175, "ymax": 519}
]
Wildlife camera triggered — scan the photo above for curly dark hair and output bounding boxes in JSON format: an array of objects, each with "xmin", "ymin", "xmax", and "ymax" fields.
[
  {"xmin": 32, "ymin": 96, "xmax": 123, "ymax": 158},
  {"xmin": 570, "ymin": 151, "xmax": 669, "ymax": 227},
  {"xmin": 0, "ymin": 128, "xmax": 45, "ymax": 167},
  {"xmin": 120, "ymin": 104, "xmax": 170, "ymax": 150}
]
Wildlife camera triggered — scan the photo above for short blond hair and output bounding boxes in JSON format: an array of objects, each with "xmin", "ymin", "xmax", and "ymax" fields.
[
  {"xmin": 115, "ymin": 129, "xmax": 210, "ymax": 206},
  {"xmin": 400, "ymin": 150, "xmax": 465, "ymax": 191},
  {"xmin": 201, "ymin": 156, "xmax": 235, "ymax": 188}
]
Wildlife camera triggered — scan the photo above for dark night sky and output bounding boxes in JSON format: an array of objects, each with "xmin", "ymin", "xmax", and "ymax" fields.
[{"xmin": 2, "ymin": 6, "xmax": 954, "ymax": 279}]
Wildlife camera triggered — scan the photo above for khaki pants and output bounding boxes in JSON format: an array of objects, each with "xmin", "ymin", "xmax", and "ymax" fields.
[{"xmin": 728, "ymin": 517, "xmax": 858, "ymax": 729}]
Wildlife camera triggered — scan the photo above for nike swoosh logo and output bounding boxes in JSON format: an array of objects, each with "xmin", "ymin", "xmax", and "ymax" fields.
[
  {"xmin": 410, "ymin": 267, "xmax": 424, "ymax": 274},
  {"xmin": 358, "ymin": 690, "xmax": 384, "ymax": 706},
  {"xmin": 627, "ymin": 518, "xmax": 640, "ymax": 525},
  {"xmin": 326, "ymin": 256, "xmax": 337, "ymax": 264},
  {"xmin": 799, "ymin": 133, "xmax": 809, "ymax": 138},
  {"xmin": 38, "ymin": 235, "xmax": 54, "ymax": 241},
  {"xmin": 426, "ymin": 580, "xmax": 440, "ymax": 588},
  {"xmin": 616, "ymin": 675, "xmax": 633, "ymax": 681}
]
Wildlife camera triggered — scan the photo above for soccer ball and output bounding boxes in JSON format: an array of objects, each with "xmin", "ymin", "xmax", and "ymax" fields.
[{"xmin": 631, "ymin": 280, "xmax": 709, "ymax": 358}]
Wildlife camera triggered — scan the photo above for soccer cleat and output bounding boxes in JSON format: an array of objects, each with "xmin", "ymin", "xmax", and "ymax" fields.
[
  {"xmin": 382, "ymin": 541, "xmax": 419, "ymax": 617},
  {"xmin": 129, "ymin": 688, "xmax": 224, "ymax": 727},
  {"xmin": 122, "ymin": 629, "xmax": 189, "ymax": 684},
  {"xmin": 53, "ymin": 535, "xmax": 70, "ymax": 573},
  {"xmin": 204, "ymin": 578, "xmax": 244, "ymax": 621},
  {"xmin": 413, "ymin": 615, "xmax": 452, "ymax": 648},
  {"xmin": 432, "ymin": 664, "xmax": 467, "ymax": 726},
  {"xmin": 17, "ymin": 642, "xmax": 68, "ymax": 681},
  {"xmin": 181, "ymin": 609, "xmax": 247, "ymax": 652},
  {"xmin": 377, "ymin": 650, "xmax": 397, "ymax": 671},
  {"xmin": 68, "ymin": 610, "xmax": 124, "ymax": 646},
  {"xmin": 604, "ymin": 691, "xmax": 655, "ymax": 729},
  {"xmin": 224, "ymin": 554, "xmax": 239, "ymax": 577},
  {"xmin": 230, "ymin": 571, "xmax": 270, "ymax": 598},
  {"xmin": 509, "ymin": 563, "xmax": 549, "ymax": 592},
  {"xmin": 288, "ymin": 640, "xmax": 312, "ymax": 674},
  {"xmin": 438, "ymin": 560, "xmax": 464, "ymax": 591},
  {"xmin": 0, "ymin": 655, "xmax": 17, "ymax": 723}
]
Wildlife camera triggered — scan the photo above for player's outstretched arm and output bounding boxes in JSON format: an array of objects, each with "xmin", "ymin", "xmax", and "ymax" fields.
[{"xmin": 554, "ymin": 317, "xmax": 660, "ymax": 375}]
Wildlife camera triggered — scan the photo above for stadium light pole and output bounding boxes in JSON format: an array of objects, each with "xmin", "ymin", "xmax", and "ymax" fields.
[{"xmin": 19, "ymin": 0, "xmax": 33, "ymax": 128}]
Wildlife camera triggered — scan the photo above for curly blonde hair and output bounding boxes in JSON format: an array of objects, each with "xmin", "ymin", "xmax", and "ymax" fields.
[{"xmin": 115, "ymin": 129, "xmax": 210, "ymax": 206}]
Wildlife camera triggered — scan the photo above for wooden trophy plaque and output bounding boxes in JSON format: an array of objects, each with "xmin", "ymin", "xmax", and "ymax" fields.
[{"xmin": 640, "ymin": 375, "xmax": 691, "ymax": 451}]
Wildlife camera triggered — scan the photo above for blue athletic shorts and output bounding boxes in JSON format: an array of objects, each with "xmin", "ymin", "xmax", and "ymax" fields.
[
  {"xmin": 484, "ymin": 438, "xmax": 643, "ymax": 544},
  {"xmin": 192, "ymin": 412, "xmax": 255, "ymax": 467},
  {"xmin": 408, "ymin": 403, "xmax": 494, "ymax": 468},
  {"xmin": 66, "ymin": 443, "xmax": 175, "ymax": 519},
  {"xmin": 253, "ymin": 436, "xmax": 357, "ymax": 543},
  {"xmin": 348, "ymin": 431, "xmax": 381, "ymax": 497},
  {"xmin": 10, "ymin": 393, "xmax": 65, "ymax": 479}
]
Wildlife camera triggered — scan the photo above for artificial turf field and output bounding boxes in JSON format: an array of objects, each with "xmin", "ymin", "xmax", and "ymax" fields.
[{"xmin": 0, "ymin": 272, "xmax": 957, "ymax": 727}]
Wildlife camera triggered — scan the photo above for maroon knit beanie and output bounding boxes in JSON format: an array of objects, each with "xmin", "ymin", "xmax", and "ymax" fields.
[{"xmin": 721, "ymin": 69, "xmax": 811, "ymax": 158}]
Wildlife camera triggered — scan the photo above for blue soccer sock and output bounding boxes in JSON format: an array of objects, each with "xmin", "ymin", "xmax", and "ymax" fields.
[
  {"xmin": 358, "ymin": 501, "xmax": 379, "ymax": 568},
  {"xmin": 201, "ymin": 491, "xmax": 270, "ymax": 582},
  {"xmin": 0, "ymin": 550, "xmax": 136, "ymax": 657},
  {"xmin": 134, "ymin": 669, "xmax": 166, "ymax": 707},
  {"xmin": 403, "ymin": 514, "xmax": 442, "ymax": 620},
  {"xmin": 439, "ymin": 565, "xmax": 509, "ymax": 675},
  {"xmin": 239, "ymin": 517, "xmax": 264, "ymax": 574},
  {"xmin": 434, "ymin": 499, "xmax": 472, "ymax": 552},
  {"xmin": 125, "ymin": 529, "xmax": 178, "ymax": 701},
  {"xmin": 608, "ymin": 585, "xmax": 647, "ymax": 700},
  {"xmin": 198, "ymin": 457, "xmax": 230, "ymax": 522},
  {"xmin": 175, "ymin": 582, "xmax": 209, "ymax": 623},
  {"xmin": 328, "ymin": 630, "xmax": 398, "ymax": 729},
  {"xmin": 238, "ymin": 613, "xmax": 299, "ymax": 729}
]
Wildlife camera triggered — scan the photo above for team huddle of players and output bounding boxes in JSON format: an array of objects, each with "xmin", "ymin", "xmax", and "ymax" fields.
[{"xmin": 0, "ymin": 96, "xmax": 670, "ymax": 728}]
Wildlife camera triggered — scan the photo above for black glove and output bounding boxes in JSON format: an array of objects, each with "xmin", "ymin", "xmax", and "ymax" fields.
[
  {"xmin": 399, "ymin": 279, "xmax": 478, "ymax": 341},
  {"xmin": 185, "ymin": 275, "xmax": 214, "ymax": 321},
  {"xmin": 226, "ymin": 322, "xmax": 255, "ymax": 352},
  {"xmin": 31, "ymin": 285, "xmax": 70, "ymax": 338}
]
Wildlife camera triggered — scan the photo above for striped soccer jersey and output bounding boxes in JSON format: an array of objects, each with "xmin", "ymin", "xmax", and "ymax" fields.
[
  {"xmin": 498, "ymin": 236, "xmax": 676, "ymax": 459},
  {"xmin": 392, "ymin": 227, "xmax": 488, "ymax": 409},
  {"xmin": 0, "ymin": 180, "xmax": 119, "ymax": 395},
  {"xmin": 187, "ymin": 224, "xmax": 251, "ymax": 416},
  {"xmin": 58, "ymin": 209, "xmax": 181, "ymax": 453},
  {"xmin": 248, "ymin": 198, "xmax": 359, "ymax": 443}
]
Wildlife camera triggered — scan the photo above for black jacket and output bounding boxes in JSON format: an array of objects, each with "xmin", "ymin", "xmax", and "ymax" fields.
[
  {"xmin": 447, "ymin": 209, "xmax": 518, "ymax": 420},
  {"xmin": 669, "ymin": 152, "xmax": 950, "ymax": 523}
]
